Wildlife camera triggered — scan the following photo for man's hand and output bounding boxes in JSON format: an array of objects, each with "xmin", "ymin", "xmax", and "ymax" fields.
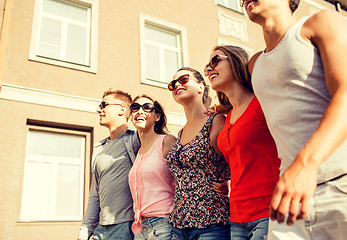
[{"xmin": 270, "ymin": 153, "xmax": 319, "ymax": 225}]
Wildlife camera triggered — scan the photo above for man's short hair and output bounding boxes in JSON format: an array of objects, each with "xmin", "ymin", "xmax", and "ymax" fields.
[
  {"xmin": 102, "ymin": 89, "xmax": 132, "ymax": 119},
  {"xmin": 102, "ymin": 89, "xmax": 132, "ymax": 106}
]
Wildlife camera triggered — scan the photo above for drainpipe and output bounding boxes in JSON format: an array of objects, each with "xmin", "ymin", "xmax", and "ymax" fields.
[{"xmin": 0, "ymin": 0, "xmax": 13, "ymax": 93}]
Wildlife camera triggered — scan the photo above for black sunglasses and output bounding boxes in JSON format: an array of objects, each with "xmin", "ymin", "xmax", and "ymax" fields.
[
  {"xmin": 130, "ymin": 102, "xmax": 155, "ymax": 113},
  {"xmin": 99, "ymin": 101, "xmax": 122, "ymax": 110},
  {"xmin": 204, "ymin": 54, "xmax": 228, "ymax": 76},
  {"xmin": 168, "ymin": 74, "xmax": 190, "ymax": 91}
]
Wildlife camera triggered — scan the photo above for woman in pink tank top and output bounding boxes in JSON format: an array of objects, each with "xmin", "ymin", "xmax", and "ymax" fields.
[{"xmin": 128, "ymin": 95, "xmax": 176, "ymax": 239}]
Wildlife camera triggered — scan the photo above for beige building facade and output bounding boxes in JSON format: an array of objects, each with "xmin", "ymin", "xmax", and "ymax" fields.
[{"xmin": 0, "ymin": 0, "xmax": 345, "ymax": 239}]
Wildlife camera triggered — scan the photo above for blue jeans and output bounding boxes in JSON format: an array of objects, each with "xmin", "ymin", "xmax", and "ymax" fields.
[
  {"xmin": 140, "ymin": 217, "xmax": 173, "ymax": 240},
  {"xmin": 92, "ymin": 221, "xmax": 134, "ymax": 240},
  {"xmin": 172, "ymin": 224, "xmax": 230, "ymax": 240},
  {"xmin": 230, "ymin": 217, "xmax": 269, "ymax": 240}
]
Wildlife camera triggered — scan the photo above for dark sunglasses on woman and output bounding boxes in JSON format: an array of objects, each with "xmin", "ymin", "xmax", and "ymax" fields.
[
  {"xmin": 130, "ymin": 102, "xmax": 155, "ymax": 113},
  {"xmin": 204, "ymin": 54, "xmax": 228, "ymax": 76},
  {"xmin": 168, "ymin": 74, "xmax": 190, "ymax": 91}
]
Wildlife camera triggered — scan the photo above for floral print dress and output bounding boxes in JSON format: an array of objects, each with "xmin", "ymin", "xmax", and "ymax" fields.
[{"xmin": 166, "ymin": 113, "xmax": 230, "ymax": 229}]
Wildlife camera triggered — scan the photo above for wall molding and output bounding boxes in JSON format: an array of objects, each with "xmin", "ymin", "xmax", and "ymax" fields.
[
  {"xmin": 0, "ymin": 83, "xmax": 186, "ymax": 126},
  {"xmin": 218, "ymin": 11, "xmax": 248, "ymax": 42}
]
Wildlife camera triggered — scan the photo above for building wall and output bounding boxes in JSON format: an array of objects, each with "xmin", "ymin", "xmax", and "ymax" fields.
[{"xmin": 0, "ymin": 0, "xmax": 345, "ymax": 239}]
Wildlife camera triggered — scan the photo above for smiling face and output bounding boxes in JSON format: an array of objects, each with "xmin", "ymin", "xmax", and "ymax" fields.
[
  {"xmin": 131, "ymin": 97, "xmax": 160, "ymax": 132},
  {"xmin": 206, "ymin": 50, "xmax": 234, "ymax": 92},
  {"xmin": 245, "ymin": 0, "xmax": 275, "ymax": 22},
  {"xmin": 244, "ymin": 0, "xmax": 295, "ymax": 23},
  {"xmin": 171, "ymin": 70, "xmax": 205, "ymax": 105},
  {"xmin": 243, "ymin": 0, "xmax": 276, "ymax": 23},
  {"xmin": 244, "ymin": 0, "xmax": 258, "ymax": 13}
]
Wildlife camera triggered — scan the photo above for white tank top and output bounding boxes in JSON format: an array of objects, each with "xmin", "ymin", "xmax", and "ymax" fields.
[{"xmin": 252, "ymin": 16, "xmax": 347, "ymax": 184}]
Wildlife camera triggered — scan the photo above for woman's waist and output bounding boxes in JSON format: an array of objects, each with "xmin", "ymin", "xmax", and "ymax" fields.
[
  {"xmin": 135, "ymin": 198, "xmax": 174, "ymax": 216},
  {"xmin": 173, "ymin": 195, "xmax": 229, "ymax": 210},
  {"xmin": 229, "ymin": 195, "xmax": 272, "ymax": 211}
]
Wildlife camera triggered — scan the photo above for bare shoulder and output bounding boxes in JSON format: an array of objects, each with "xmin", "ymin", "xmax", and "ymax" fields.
[
  {"xmin": 303, "ymin": 9, "xmax": 347, "ymax": 41},
  {"xmin": 302, "ymin": 10, "xmax": 347, "ymax": 94},
  {"xmin": 305, "ymin": 9, "xmax": 345, "ymax": 27},
  {"xmin": 248, "ymin": 51, "xmax": 263, "ymax": 74},
  {"xmin": 163, "ymin": 134, "xmax": 177, "ymax": 148},
  {"xmin": 212, "ymin": 113, "xmax": 226, "ymax": 126},
  {"xmin": 162, "ymin": 134, "xmax": 177, "ymax": 158},
  {"xmin": 210, "ymin": 114, "xmax": 226, "ymax": 155},
  {"xmin": 211, "ymin": 113, "xmax": 226, "ymax": 136}
]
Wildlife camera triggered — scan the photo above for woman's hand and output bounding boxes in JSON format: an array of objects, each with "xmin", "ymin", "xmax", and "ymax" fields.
[
  {"xmin": 204, "ymin": 105, "xmax": 217, "ymax": 115},
  {"xmin": 211, "ymin": 178, "xmax": 229, "ymax": 197}
]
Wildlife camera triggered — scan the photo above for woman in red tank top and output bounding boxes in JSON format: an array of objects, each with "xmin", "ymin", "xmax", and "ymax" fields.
[{"xmin": 205, "ymin": 45, "xmax": 281, "ymax": 240}]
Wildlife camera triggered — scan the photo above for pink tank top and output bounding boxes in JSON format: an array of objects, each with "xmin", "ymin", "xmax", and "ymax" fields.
[{"xmin": 128, "ymin": 134, "xmax": 175, "ymax": 234}]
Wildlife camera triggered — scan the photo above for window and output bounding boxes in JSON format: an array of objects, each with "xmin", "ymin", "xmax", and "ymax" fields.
[
  {"xmin": 20, "ymin": 128, "xmax": 89, "ymax": 221},
  {"xmin": 29, "ymin": 0, "xmax": 98, "ymax": 72},
  {"xmin": 139, "ymin": 14, "xmax": 189, "ymax": 88},
  {"xmin": 216, "ymin": 0, "xmax": 244, "ymax": 13}
]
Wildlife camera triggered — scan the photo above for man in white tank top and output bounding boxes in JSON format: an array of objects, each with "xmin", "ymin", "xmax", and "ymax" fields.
[{"xmin": 243, "ymin": 0, "xmax": 347, "ymax": 239}]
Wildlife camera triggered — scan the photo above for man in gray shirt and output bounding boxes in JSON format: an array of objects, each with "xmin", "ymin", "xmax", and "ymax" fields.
[{"xmin": 78, "ymin": 89, "xmax": 140, "ymax": 240}]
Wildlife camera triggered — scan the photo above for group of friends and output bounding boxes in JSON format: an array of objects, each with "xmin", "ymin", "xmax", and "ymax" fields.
[{"xmin": 77, "ymin": 0, "xmax": 347, "ymax": 239}]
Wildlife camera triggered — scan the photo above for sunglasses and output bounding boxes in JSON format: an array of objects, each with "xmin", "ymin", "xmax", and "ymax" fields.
[
  {"xmin": 168, "ymin": 74, "xmax": 190, "ymax": 91},
  {"xmin": 130, "ymin": 102, "xmax": 155, "ymax": 113},
  {"xmin": 204, "ymin": 55, "xmax": 228, "ymax": 76},
  {"xmin": 99, "ymin": 101, "xmax": 122, "ymax": 110}
]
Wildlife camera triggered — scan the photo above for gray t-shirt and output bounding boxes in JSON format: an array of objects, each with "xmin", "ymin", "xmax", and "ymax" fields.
[
  {"xmin": 94, "ymin": 135, "xmax": 134, "ymax": 224},
  {"xmin": 79, "ymin": 129, "xmax": 140, "ymax": 239}
]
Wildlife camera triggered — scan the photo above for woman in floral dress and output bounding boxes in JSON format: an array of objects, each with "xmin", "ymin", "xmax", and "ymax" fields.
[{"xmin": 166, "ymin": 67, "xmax": 230, "ymax": 240}]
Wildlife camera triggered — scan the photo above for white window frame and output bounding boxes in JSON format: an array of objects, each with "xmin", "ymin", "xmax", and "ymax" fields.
[
  {"xmin": 29, "ymin": 0, "xmax": 98, "ymax": 73},
  {"xmin": 139, "ymin": 13, "xmax": 189, "ymax": 88},
  {"xmin": 215, "ymin": 0, "xmax": 245, "ymax": 14},
  {"xmin": 19, "ymin": 127, "xmax": 89, "ymax": 222}
]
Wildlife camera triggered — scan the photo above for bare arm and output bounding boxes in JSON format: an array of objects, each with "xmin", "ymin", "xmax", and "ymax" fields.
[
  {"xmin": 270, "ymin": 9, "xmax": 347, "ymax": 225},
  {"xmin": 210, "ymin": 113, "xmax": 226, "ymax": 156},
  {"xmin": 210, "ymin": 113, "xmax": 229, "ymax": 196},
  {"xmin": 248, "ymin": 51, "xmax": 262, "ymax": 75},
  {"xmin": 162, "ymin": 134, "xmax": 177, "ymax": 159}
]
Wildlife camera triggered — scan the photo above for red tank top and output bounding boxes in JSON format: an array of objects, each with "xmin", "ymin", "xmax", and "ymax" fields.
[{"xmin": 217, "ymin": 97, "xmax": 280, "ymax": 222}]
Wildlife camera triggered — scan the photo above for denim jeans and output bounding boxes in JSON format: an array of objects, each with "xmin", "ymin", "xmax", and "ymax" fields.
[
  {"xmin": 171, "ymin": 224, "xmax": 230, "ymax": 240},
  {"xmin": 229, "ymin": 217, "xmax": 269, "ymax": 240},
  {"xmin": 92, "ymin": 221, "xmax": 134, "ymax": 240},
  {"xmin": 139, "ymin": 217, "xmax": 173, "ymax": 240},
  {"xmin": 268, "ymin": 174, "xmax": 347, "ymax": 240}
]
